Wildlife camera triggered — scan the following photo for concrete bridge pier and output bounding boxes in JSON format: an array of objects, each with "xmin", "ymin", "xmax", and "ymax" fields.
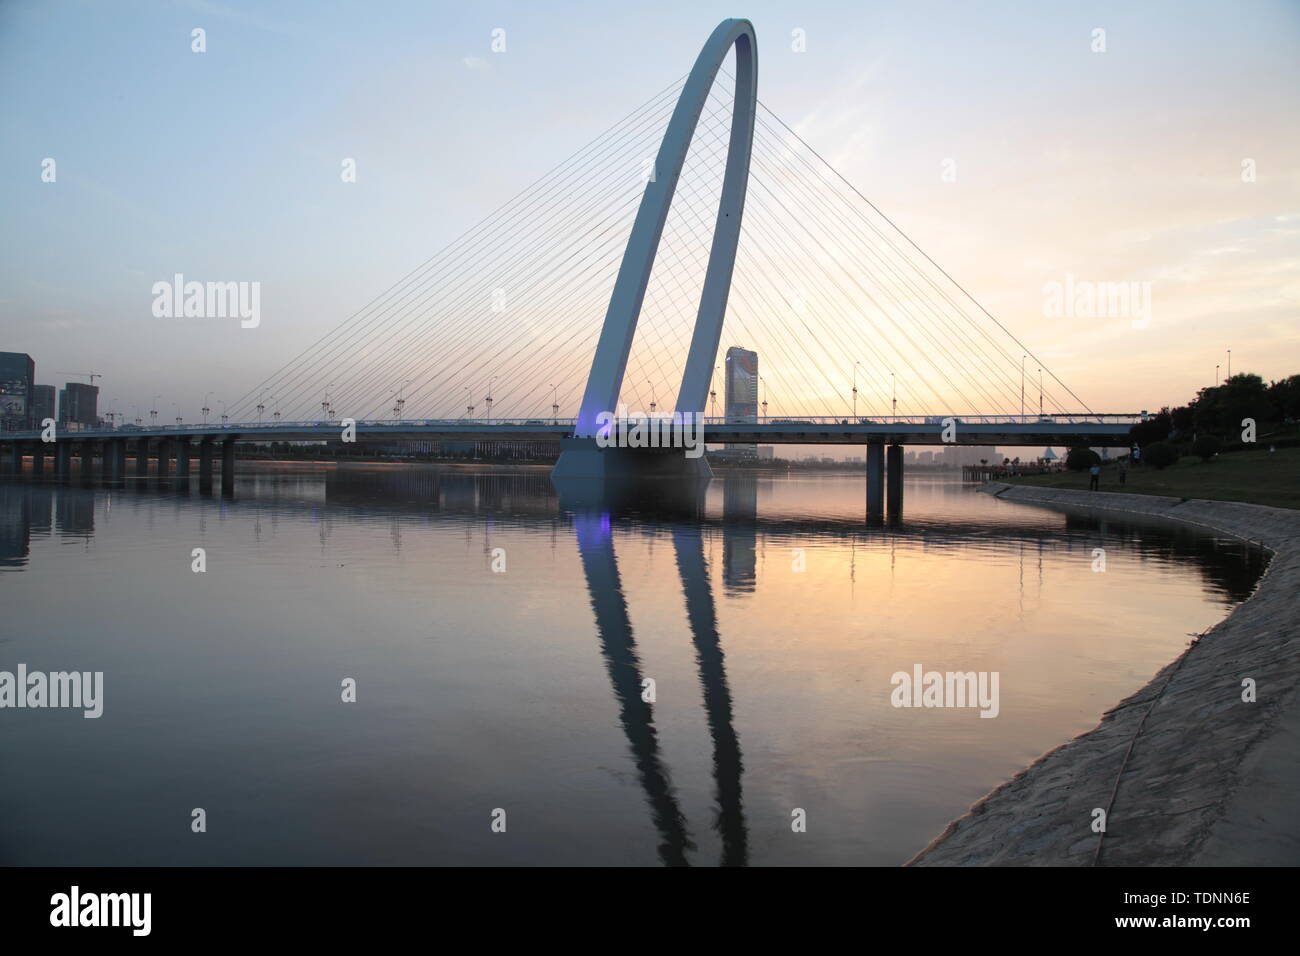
[
  {"xmin": 75, "ymin": 442, "xmax": 94, "ymax": 482},
  {"xmin": 32, "ymin": 443, "xmax": 45, "ymax": 478},
  {"xmin": 7, "ymin": 441, "xmax": 22, "ymax": 475},
  {"xmin": 115, "ymin": 439, "xmax": 128, "ymax": 479},
  {"xmin": 221, "ymin": 438, "xmax": 236, "ymax": 493},
  {"xmin": 887, "ymin": 443, "xmax": 904, "ymax": 519},
  {"xmin": 96, "ymin": 441, "xmax": 111, "ymax": 482},
  {"xmin": 866, "ymin": 442, "xmax": 885, "ymax": 518},
  {"xmin": 198, "ymin": 438, "xmax": 214, "ymax": 491},
  {"xmin": 175, "ymin": 437, "xmax": 191, "ymax": 483},
  {"xmin": 156, "ymin": 439, "xmax": 171, "ymax": 479},
  {"xmin": 135, "ymin": 439, "xmax": 150, "ymax": 477},
  {"xmin": 55, "ymin": 441, "xmax": 71, "ymax": 480}
]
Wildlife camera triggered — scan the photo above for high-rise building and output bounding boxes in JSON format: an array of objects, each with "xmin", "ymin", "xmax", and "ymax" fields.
[
  {"xmin": 0, "ymin": 352, "xmax": 35, "ymax": 431},
  {"xmin": 59, "ymin": 382, "xmax": 99, "ymax": 428},
  {"xmin": 723, "ymin": 346, "xmax": 759, "ymax": 457},
  {"xmin": 724, "ymin": 347, "xmax": 758, "ymax": 422},
  {"xmin": 31, "ymin": 384, "xmax": 56, "ymax": 427}
]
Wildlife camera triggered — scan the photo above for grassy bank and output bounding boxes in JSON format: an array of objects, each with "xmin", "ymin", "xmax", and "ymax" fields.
[{"xmin": 1002, "ymin": 445, "xmax": 1300, "ymax": 509}]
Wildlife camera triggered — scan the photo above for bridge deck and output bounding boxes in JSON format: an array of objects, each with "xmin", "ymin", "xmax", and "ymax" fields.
[{"xmin": 1, "ymin": 415, "xmax": 1142, "ymax": 447}]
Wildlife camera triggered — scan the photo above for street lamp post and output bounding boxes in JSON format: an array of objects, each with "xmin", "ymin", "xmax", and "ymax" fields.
[
  {"xmin": 220, "ymin": 401, "xmax": 228, "ymax": 425},
  {"xmin": 392, "ymin": 379, "xmax": 412, "ymax": 421},
  {"xmin": 711, "ymin": 365, "xmax": 719, "ymax": 420},
  {"xmin": 1038, "ymin": 369, "xmax": 1043, "ymax": 417},
  {"xmin": 202, "ymin": 392, "xmax": 212, "ymax": 425},
  {"xmin": 464, "ymin": 386, "xmax": 474, "ymax": 419},
  {"xmin": 760, "ymin": 375, "xmax": 768, "ymax": 421},
  {"xmin": 550, "ymin": 384, "xmax": 558, "ymax": 424},
  {"xmin": 1227, "ymin": 349, "xmax": 1231, "ymax": 380},
  {"xmin": 486, "ymin": 376, "xmax": 496, "ymax": 424},
  {"xmin": 648, "ymin": 380, "xmax": 656, "ymax": 415},
  {"xmin": 151, "ymin": 395, "xmax": 161, "ymax": 427},
  {"xmin": 852, "ymin": 361, "xmax": 860, "ymax": 420}
]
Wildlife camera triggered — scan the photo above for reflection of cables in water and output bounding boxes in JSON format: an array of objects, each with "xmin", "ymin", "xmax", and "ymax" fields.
[{"xmin": 1092, "ymin": 629, "xmax": 1205, "ymax": 866}]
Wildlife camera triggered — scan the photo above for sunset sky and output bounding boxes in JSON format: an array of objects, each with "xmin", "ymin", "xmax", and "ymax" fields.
[{"xmin": 2, "ymin": 0, "xmax": 1297, "ymax": 422}]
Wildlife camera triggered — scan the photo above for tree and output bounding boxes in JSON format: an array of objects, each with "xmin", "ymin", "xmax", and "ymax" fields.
[
  {"xmin": 1130, "ymin": 408, "xmax": 1171, "ymax": 448},
  {"xmin": 1192, "ymin": 434, "xmax": 1223, "ymax": 461},
  {"xmin": 1144, "ymin": 441, "xmax": 1179, "ymax": 470},
  {"xmin": 1267, "ymin": 374, "xmax": 1300, "ymax": 422},
  {"xmin": 1065, "ymin": 446, "xmax": 1101, "ymax": 471},
  {"xmin": 1170, "ymin": 403, "xmax": 1196, "ymax": 438},
  {"xmin": 1194, "ymin": 373, "xmax": 1272, "ymax": 437}
]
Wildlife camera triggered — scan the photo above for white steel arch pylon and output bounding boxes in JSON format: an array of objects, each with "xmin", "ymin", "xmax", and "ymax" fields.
[{"xmin": 573, "ymin": 18, "xmax": 758, "ymax": 437}]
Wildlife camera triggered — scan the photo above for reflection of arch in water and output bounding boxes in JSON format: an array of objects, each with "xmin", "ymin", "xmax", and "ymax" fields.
[
  {"xmin": 574, "ymin": 512, "xmax": 693, "ymax": 865},
  {"xmin": 672, "ymin": 526, "xmax": 748, "ymax": 865},
  {"xmin": 571, "ymin": 486, "xmax": 749, "ymax": 866}
]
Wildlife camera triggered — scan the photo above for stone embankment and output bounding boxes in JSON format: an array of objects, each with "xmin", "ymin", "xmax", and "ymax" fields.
[{"xmin": 907, "ymin": 484, "xmax": 1300, "ymax": 866}]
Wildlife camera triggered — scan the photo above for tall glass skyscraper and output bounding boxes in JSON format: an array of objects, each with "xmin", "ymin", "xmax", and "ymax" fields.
[
  {"xmin": 723, "ymin": 346, "xmax": 758, "ymax": 458},
  {"xmin": 724, "ymin": 347, "xmax": 758, "ymax": 423}
]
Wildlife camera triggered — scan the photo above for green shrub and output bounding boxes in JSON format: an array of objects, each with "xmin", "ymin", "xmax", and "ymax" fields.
[
  {"xmin": 1191, "ymin": 434, "xmax": 1223, "ymax": 462},
  {"xmin": 1144, "ymin": 441, "xmax": 1179, "ymax": 470},
  {"xmin": 1065, "ymin": 446, "xmax": 1101, "ymax": 471}
]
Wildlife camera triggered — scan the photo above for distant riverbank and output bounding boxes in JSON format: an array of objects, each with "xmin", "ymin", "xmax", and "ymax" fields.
[
  {"xmin": 909, "ymin": 482, "xmax": 1300, "ymax": 866},
  {"xmin": 1000, "ymin": 445, "xmax": 1300, "ymax": 510}
]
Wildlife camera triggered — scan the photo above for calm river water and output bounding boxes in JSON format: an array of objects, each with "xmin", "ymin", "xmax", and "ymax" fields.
[{"xmin": 0, "ymin": 465, "xmax": 1264, "ymax": 865}]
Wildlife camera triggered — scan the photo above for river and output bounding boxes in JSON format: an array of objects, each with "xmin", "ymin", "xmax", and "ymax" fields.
[{"xmin": 0, "ymin": 465, "xmax": 1263, "ymax": 865}]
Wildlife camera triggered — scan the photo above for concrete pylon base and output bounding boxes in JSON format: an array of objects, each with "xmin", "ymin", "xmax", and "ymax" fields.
[{"xmin": 551, "ymin": 437, "xmax": 714, "ymax": 480}]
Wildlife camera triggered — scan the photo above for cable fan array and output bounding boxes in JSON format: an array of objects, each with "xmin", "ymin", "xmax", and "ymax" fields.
[{"xmin": 228, "ymin": 64, "xmax": 1091, "ymax": 425}]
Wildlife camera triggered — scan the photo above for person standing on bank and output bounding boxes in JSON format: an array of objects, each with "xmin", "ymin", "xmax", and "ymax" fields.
[{"xmin": 1089, "ymin": 462, "xmax": 1101, "ymax": 491}]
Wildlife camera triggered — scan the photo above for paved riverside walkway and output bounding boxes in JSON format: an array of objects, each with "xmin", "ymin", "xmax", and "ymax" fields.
[{"xmin": 908, "ymin": 484, "xmax": 1300, "ymax": 866}]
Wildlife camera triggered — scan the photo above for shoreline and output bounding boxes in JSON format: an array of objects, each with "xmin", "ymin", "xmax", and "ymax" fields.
[{"xmin": 907, "ymin": 482, "xmax": 1300, "ymax": 866}]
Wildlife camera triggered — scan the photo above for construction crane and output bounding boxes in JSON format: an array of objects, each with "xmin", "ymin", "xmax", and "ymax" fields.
[{"xmin": 55, "ymin": 372, "xmax": 102, "ymax": 384}]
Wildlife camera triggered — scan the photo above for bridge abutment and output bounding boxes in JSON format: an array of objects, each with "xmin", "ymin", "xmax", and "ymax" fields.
[{"xmin": 552, "ymin": 437, "xmax": 713, "ymax": 481}]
